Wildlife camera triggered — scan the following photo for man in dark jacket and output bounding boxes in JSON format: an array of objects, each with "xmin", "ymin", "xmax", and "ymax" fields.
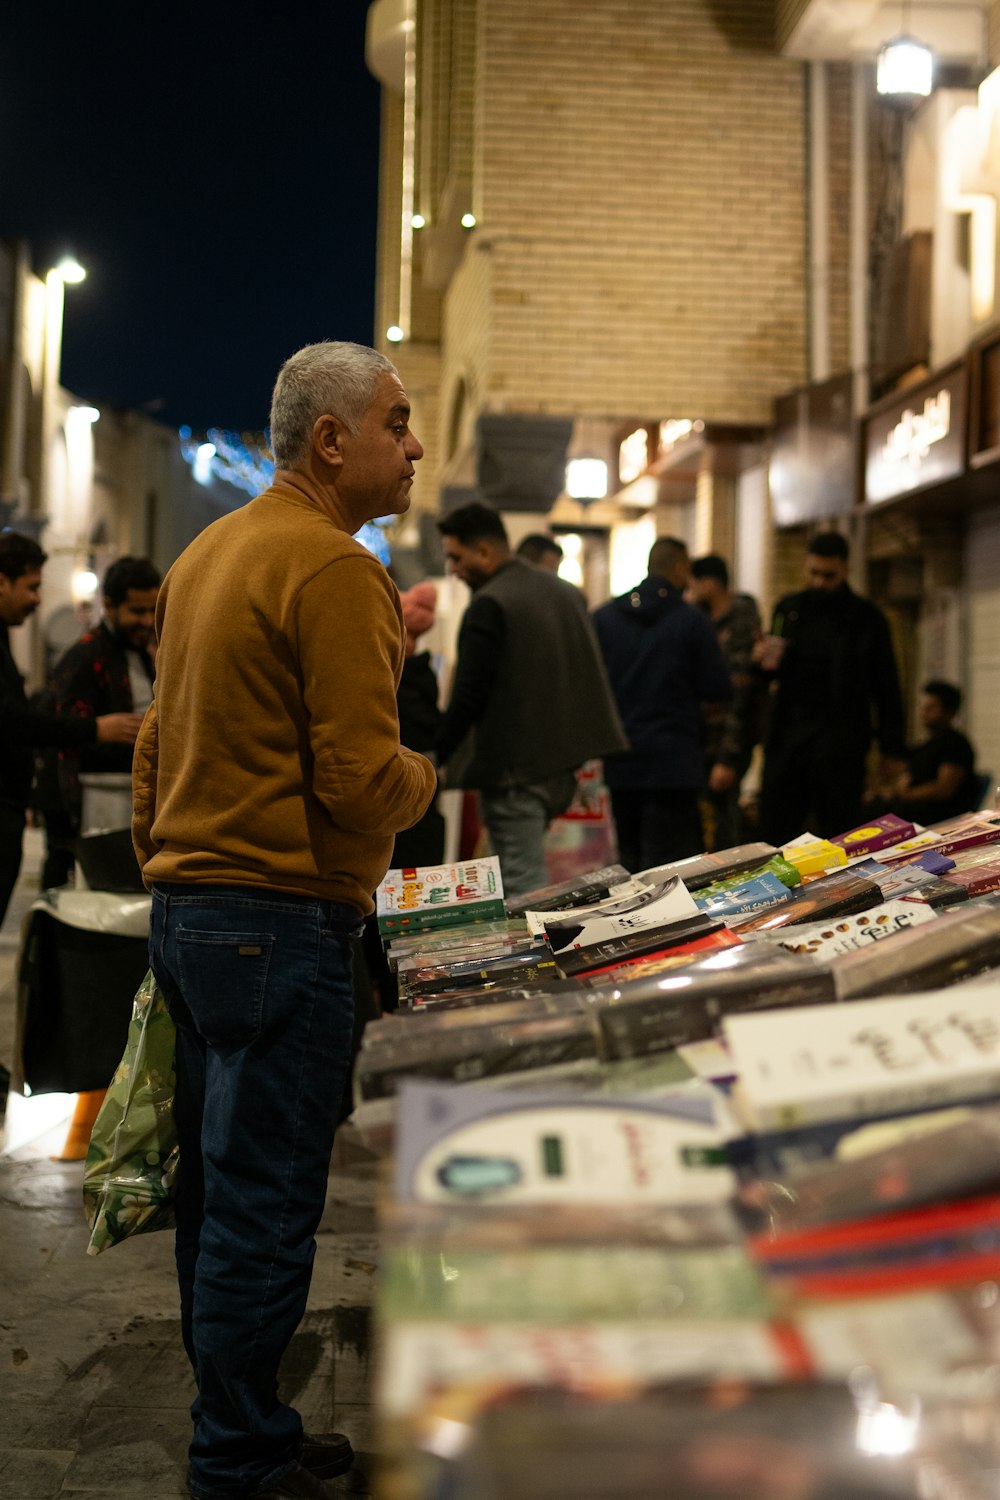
[
  {"xmin": 437, "ymin": 503, "xmax": 626, "ymax": 897},
  {"xmin": 757, "ymin": 531, "xmax": 906, "ymax": 845},
  {"xmin": 0, "ymin": 533, "xmax": 141, "ymax": 925},
  {"xmin": 51, "ymin": 555, "xmax": 160, "ymax": 837},
  {"xmin": 592, "ymin": 536, "xmax": 731, "ymax": 871}
]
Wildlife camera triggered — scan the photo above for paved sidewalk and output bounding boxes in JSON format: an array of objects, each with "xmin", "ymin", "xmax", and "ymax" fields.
[{"xmin": 0, "ymin": 833, "xmax": 379, "ymax": 1500}]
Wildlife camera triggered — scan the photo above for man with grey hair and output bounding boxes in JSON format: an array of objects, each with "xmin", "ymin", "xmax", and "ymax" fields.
[{"xmin": 135, "ymin": 341, "xmax": 435, "ymax": 1499}]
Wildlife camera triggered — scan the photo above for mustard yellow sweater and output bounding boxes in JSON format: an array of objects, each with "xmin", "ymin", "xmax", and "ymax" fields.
[{"xmin": 132, "ymin": 483, "xmax": 436, "ymax": 915}]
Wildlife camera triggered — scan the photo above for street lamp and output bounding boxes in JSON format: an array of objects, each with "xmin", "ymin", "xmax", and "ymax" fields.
[
  {"xmin": 53, "ymin": 256, "xmax": 87, "ymax": 285},
  {"xmin": 877, "ymin": 3, "xmax": 934, "ymax": 98}
]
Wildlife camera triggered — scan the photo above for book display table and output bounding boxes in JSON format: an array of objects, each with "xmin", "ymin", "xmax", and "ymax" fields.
[{"xmin": 361, "ymin": 823, "xmax": 1000, "ymax": 1499}]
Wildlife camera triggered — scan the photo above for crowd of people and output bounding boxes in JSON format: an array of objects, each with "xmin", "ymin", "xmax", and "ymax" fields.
[
  {"xmin": 0, "ymin": 480, "xmax": 980, "ymax": 936},
  {"xmin": 0, "ymin": 339, "xmax": 984, "ymax": 1500}
]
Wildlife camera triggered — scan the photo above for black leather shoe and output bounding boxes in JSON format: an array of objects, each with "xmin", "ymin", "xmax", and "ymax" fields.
[
  {"xmin": 251, "ymin": 1465, "xmax": 339, "ymax": 1498},
  {"xmin": 299, "ymin": 1432, "xmax": 355, "ymax": 1479}
]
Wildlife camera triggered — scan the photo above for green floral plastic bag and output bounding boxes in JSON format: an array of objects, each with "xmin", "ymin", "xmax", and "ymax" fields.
[{"xmin": 83, "ymin": 969, "xmax": 179, "ymax": 1255}]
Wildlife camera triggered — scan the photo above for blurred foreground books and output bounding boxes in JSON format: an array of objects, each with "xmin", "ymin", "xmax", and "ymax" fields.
[{"xmin": 364, "ymin": 813, "xmax": 1000, "ymax": 1499}]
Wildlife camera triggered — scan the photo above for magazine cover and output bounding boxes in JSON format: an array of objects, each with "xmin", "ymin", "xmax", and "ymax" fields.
[
  {"xmin": 407, "ymin": 977, "xmax": 585, "ymax": 1013},
  {"xmin": 686, "ymin": 855, "xmax": 801, "ymax": 899},
  {"xmin": 523, "ymin": 877, "xmax": 653, "ymax": 937},
  {"xmin": 375, "ymin": 855, "xmax": 505, "ymax": 934},
  {"xmin": 900, "ymin": 878, "xmax": 969, "ymax": 910},
  {"xmin": 395, "ymin": 932, "xmax": 539, "ymax": 978}
]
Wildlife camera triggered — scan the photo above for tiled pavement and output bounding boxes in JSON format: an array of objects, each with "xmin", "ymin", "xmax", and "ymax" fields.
[{"xmin": 0, "ymin": 833, "xmax": 380, "ymax": 1500}]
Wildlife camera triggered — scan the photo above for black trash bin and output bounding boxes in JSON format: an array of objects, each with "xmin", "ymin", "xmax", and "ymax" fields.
[{"xmin": 17, "ymin": 907, "xmax": 149, "ymax": 1095}]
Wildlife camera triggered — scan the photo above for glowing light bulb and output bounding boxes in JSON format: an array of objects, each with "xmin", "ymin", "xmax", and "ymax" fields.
[{"xmin": 55, "ymin": 257, "xmax": 86, "ymax": 284}]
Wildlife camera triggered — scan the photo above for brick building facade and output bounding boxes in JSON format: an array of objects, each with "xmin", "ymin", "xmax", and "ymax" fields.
[{"xmin": 369, "ymin": 0, "xmax": 839, "ymax": 597}]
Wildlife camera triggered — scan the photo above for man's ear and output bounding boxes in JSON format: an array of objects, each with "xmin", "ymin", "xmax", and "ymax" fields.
[{"xmin": 312, "ymin": 413, "xmax": 346, "ymax": 469}]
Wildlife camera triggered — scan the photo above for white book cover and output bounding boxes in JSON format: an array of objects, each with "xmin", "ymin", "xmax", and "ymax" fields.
[
  {"xmin": 758, "ymin": 898, "xmax": 936, "ymax": 959},
  {"xmin": 542, "ymin": 876, "xmax": 699, "ymax": 952},
  {"xmin": 524, "ymin": 877, "xmax": 645, "ymax": 937},
  {"xmin": 724, "ymin": 982, "xmax": 1000, "ymax": 1132},
  {"xmin": 869, "ymin": 829, "xmax": 939, "ymax": 864},
  {"xmin": 375, "ymin": 855, "xmax": 504, "ymax": 924},
  {"xmin": 380, "ymin": 1319, "xmax": 788, "ymax": 1418},
  {"xmin": 394, "ymin": 1077, "xmax": 734, "ymax": 1207}
]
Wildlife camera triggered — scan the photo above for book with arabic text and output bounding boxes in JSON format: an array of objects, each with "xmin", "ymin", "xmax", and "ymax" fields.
[{"xmin": 375, "ymin": 855, "xmax": 505, "ymax": 934}]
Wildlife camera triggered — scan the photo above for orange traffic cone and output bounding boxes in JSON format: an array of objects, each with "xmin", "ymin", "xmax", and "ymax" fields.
[{"xmin": 54, "ymin": 1089, "xmax": 107, "ymax": 1162}]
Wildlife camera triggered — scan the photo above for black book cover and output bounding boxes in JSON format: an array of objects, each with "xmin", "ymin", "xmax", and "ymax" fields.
[
  {"xmin": 554, "ymin": 913, "xmax": 724, "ymax": 979},
  {"xmin": 354, "ymin": 1012, "xmax": 599, "ymax": 1100},
  {"xmin": 638, "ymin": 841, "xmax": 778, "ymax": 892},
  {"xmin": 503, "ymin": 864, "xmax": 630, "ymax": 917},
  {"xmin": 590, "ymin": 948, "xmax": 836, "ymax": 1062},
  {"xmin": 732, "ymin": 872, "xmax": 882, "ymax": 933},
  {"xmin": 832, "ymin": 898, "xmax": 1000, "ymax": 999}
]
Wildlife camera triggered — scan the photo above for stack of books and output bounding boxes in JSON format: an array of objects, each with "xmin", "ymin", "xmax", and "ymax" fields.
[{"xmin": 366, "ymin": 817, "xmax": 1000, "ymax": 1498}]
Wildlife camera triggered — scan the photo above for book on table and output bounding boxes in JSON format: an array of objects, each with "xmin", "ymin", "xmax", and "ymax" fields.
[
  {"xmin": 375, "ymin": 855, "xmax": 505, "ymax": 934},
  {"xmin": 724, "ymin": 982, "xmax": 1000, "ymax": 1134}
]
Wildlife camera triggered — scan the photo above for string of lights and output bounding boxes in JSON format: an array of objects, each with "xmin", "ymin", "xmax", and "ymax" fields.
[{"xmin": 177, "ymin": 427, "xmax": 393, "ymax": 564}]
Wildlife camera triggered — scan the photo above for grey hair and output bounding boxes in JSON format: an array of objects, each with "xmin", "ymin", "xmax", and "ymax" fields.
[{"xmin": 268, "ymin": 342, "xmax": 398, "ymax": 470}]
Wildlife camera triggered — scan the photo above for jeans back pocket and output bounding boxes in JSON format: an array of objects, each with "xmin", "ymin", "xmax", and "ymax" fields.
[{"xmin": 174, "ymin": 929, "xmax": 276, "ymax": 1046}]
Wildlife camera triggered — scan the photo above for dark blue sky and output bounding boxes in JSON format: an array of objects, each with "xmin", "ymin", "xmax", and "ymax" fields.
[{"xmin": 0, "ymin": 3, "xmax": 381, "ymax": 432}]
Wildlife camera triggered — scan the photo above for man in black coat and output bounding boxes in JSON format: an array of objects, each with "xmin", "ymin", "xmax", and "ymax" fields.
[
  {"xmin": 592, "ymin": 536, "xmax": 731, "ymax": 871},
  {"xmin": 437, "ymin": 504, "xmax": 626, "ymax": 897},
  {"xmin": 0, "ymin": 533, "xmax": 142, "ymax": 925},
  {"xmin": 757, "ymin": 531, "xmax": 905, "ymax": 845}
]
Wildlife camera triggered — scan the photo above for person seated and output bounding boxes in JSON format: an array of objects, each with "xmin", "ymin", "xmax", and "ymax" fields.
[{"xmin": 880, "ymin": 679, "xmax": 978, "ymax": 825}]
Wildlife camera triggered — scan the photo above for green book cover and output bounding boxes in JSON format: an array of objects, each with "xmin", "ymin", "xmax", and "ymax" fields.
[{"xmin": 376, "ymin": 856, "xmax": 505, "ymax": 934}]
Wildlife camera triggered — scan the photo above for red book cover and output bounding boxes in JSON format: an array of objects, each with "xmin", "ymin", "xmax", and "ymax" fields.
[
  {"xmin": 576, "ymin": 927, "xmax": 741, "ymax": 982},
  {"xmin": 750, "ymin": 1193, "xmax": 1000, "ymax": 1297}
]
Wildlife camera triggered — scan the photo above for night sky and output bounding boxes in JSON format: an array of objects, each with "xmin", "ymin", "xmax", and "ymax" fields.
[{"xmin": 0, "ymin": 3, "xmax": 381, "ymax": 434}]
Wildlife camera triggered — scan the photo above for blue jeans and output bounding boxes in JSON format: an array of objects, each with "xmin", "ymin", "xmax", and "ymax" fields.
[{"xmin": 149, "ymin": 884, "xmax": 360, "ymax": 1498}]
